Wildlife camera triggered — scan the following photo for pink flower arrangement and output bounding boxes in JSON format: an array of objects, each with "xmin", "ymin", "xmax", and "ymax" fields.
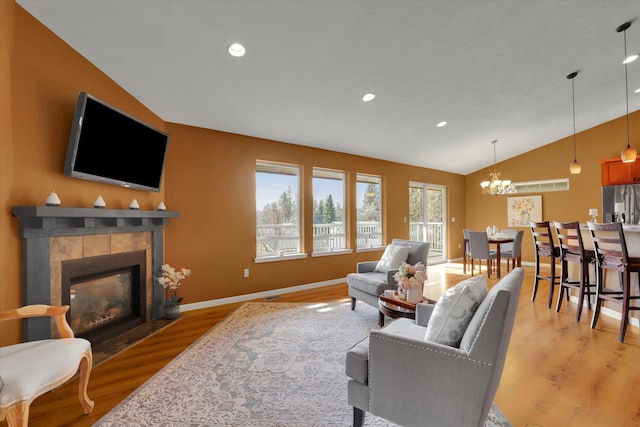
[{"xmin": 394, "ymin": 262, "xmax": 427, "ymax": 290}]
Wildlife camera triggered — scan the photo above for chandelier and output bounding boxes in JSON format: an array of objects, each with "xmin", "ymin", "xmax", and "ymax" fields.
[{"xmin": 480, "ymin": 140, "xmax": 515, "ymax": 195}]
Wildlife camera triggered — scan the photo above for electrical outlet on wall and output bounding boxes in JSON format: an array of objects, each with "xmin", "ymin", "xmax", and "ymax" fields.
[{"xmin": 243, "ymin": 268, "xmax": 249, "ymax": 278}]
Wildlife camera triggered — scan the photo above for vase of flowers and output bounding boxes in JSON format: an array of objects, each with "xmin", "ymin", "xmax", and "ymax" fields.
[
  {"xmin": 155, "ymin": 263, "xmax": 192, "ymax": 319},
  {"xmin": 394, "ymin": 262, "xmax": 427, "ymax": 304}
]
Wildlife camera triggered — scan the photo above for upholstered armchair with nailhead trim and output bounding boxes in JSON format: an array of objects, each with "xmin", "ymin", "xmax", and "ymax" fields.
[{"xmin": 345, "ymin": 268, "xmax": 524, "ymax": 427}]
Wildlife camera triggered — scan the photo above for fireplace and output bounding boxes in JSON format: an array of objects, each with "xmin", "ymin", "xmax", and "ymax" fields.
[
  {"xmin": 12, "ymin": 206, "xmax": 178, "ymax": 342},
  {"xmin": 61, "ymin": 250, "xmax": 146, "ymax": 346}
]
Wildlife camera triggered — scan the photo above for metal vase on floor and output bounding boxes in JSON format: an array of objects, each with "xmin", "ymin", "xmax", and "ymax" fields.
[{"xmin": 163, "ymin": 303, "xmax": 180, "ymax": 319}]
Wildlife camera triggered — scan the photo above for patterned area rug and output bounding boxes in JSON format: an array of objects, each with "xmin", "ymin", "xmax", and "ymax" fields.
[{"xmin": 94, "ymin": 301, "xmax": 511, "ymax": 426}]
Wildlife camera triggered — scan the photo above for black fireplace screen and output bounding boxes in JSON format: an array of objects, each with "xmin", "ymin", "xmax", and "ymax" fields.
[
  {"xmin": 70, "ymin": 270, "xmax": 133, "ymax": 335},
  {"xmin": 61, "ymin": 250, "xmax": 146, "ymax": 345}
]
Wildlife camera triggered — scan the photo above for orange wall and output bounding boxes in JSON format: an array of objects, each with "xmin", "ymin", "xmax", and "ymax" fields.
[
  {"xmin": 1, "ymin": 2, "xmax": 464, "ymax": 344},
  {"xmin": 0, "ymin": 1, "xmax": 16, "ymax": 344},
  {"xmin": 163, "ymin": 123, "xmax": 465, "ymax": 303},
  {"xmin": 1, "ymin": 2, "xmax": 166, "ymax": 344},
  {"xmin": 465, "ymin": 111, "xmax": 640, "ymax": 263}
]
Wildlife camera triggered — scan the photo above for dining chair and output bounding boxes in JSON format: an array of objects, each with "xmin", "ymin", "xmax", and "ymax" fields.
[
  {"xmin": 500, "ymin": 229, "xmax": 523, "ymax": 272},
  {"xmin": 587, "ymin": 221, "xmax": 640, "ymax": 342},
  {"xmin": 553, "ymin": 221, "xmax": 596, "ymax": 321},
  {"xmin": 462, "ymin": 229, "xmax": 472, "ymax": 274},
  {"xmin": 529, "ymin": 221, "xmax": 561, "ymax": 308},
  {"xmin": 468, "ymin": 231, "xmax": 497, "ymax": 277},
  {"xmin": 499, "ymin": 228, "xmax": 516, "ymax": 251}
]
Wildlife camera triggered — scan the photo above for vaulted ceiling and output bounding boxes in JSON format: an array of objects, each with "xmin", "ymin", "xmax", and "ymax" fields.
[{"xmin": 16, "ymin": 0, "xmax": 640, "ymax": 174}]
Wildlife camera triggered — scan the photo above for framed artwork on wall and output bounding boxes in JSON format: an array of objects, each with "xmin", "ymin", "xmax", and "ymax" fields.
[{"xmin": 507, "ymin": 195, "xmax": 542, "ymax": 226}]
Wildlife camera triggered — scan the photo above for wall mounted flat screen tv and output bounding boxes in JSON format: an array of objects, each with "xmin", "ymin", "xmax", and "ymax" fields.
[{"xmin": 64, "ymin": 92, "xmax": 169, "ymax": 192}]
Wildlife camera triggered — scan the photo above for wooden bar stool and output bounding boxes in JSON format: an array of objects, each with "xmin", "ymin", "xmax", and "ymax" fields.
[
  {"xmin": 553, "ymin": 221, "xmax": 596, "ymax": 321},
  {"xmin": 529, "ymin": 221, "xmax": 561, "ymax": 308},
  {"xmin": 588, "ymin": 222, "xmax": 640, "ymax": 343}
]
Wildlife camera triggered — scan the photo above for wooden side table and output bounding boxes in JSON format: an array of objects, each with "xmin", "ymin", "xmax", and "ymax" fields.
[{"xmin": 378, "ymin": 293, "xmax": 435, "ymax": 327}]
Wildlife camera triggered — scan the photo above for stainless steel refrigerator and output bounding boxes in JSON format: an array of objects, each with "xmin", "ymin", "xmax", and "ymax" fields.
[{"xmin": 602, "ymin": 184, "xmax": 640, "ymax": 224}]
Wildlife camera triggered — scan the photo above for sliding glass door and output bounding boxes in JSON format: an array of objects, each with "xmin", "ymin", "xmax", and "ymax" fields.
[{"xmin": 409, "ymin": 182, "xmax": 446, "ymax": 264}]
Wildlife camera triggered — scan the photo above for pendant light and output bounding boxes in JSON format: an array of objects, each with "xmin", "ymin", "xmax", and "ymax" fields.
[
  {"xmin": 618, "ymin": 22, "xmax": 637, "ymax": 163},
  {"xmin": 567, "ymin": 71, "xmax": 581, "ymax": 174}
]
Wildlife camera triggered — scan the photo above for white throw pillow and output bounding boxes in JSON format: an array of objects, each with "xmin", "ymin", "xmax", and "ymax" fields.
[
  {"xmin": 424, "ymin": 275, "xmax": 488, "ymax": 347},
  {"xmin": 373, "ymin": 244, "xmax": 410, "ymax": 273}
]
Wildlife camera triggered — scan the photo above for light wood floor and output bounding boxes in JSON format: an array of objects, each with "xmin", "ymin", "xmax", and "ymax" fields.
[{"xmin": 10, "ymin": 263, "xmax": 640, "ymax": 427}]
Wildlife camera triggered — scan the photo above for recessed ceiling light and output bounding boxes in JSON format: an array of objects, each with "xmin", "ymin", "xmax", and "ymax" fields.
[
  {"xmin": 228, "ymin": 43, "xmax": 246, "ymax": 57},
  {"xmin": 436, "ymin": 121, "xmax": 448, "ymax": 127},
  {"xmin": 623, "ymin": 54, "xmax": 638, "ymax": 64},
  {"xmin": 362, "ymin": 93, "xmax": 376, "ymax": 102},
  {"xmin": 635, "ymin": 87, "xmax": 640, "ymax": 93}
]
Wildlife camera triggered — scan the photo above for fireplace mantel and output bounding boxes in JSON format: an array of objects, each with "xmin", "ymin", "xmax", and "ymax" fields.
[
  {"xmin": 13, "ymin": 206, "xmax": 179, "ymax": 341},
  {"xmin": 12, "ymin": 206, "xmax": 178, "ymax": 238}
]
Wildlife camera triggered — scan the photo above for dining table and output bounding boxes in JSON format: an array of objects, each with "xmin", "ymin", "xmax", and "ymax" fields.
[{"xmin": 463, "ymin": 234, "xmax": 515, "ymax": 279}]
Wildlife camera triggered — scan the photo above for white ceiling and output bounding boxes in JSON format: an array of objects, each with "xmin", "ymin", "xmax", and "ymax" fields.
[{"xmin": 16, "ymin": 0, "xmax": 640, "ymax": 175}]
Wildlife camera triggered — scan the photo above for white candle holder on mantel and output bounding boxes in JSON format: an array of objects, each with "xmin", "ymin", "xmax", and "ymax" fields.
[
  {"xmin": 44, "ymin": 191, "xmax": 61, "ymax": 207},
  {"xmin": 93, "ymin": 195, "xmax": 106, "ymax": 208},
  {"xmin": 129, "ymin": 198, "xmax": 140, "ymax": 210},
  {"xmin": 157, "ymin": 201, "xmax": 166, "ymax": 211}
]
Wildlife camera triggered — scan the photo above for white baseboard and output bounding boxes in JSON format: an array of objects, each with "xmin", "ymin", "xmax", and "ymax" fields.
[
  {"xmin": 516, "ymin": 262, "xmax": 637, "ymax": 328},
  {"xmin": 180, "ymin": 278, "xmax": 346, "ymax": 312},
  {"xmin": 180, "ymin": 266, "xmax": 638, "ymax": 329},
  {"xmin": 567, "ymin": 294, "xmax": 639, "ymax": 328}
]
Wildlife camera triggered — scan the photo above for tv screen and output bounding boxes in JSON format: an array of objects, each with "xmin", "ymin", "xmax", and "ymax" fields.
[{"xmin": 64, "ymin": 92, "xmax": 169, "ymax": 192}]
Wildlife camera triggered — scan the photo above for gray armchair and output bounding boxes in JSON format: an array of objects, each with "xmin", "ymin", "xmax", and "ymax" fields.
[
  {"xmin": 346, "ymin": 268, "xmax": 524, "ymax": 427},
  {"xmin": 347, "ymin": 239, "xmax": 429, "ymax": 310}
]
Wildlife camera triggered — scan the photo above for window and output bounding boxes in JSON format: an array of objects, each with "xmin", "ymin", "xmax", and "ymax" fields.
[
  {"xmin": 512, "ymin": 178, "xmax": 569, "ymax": 194},
  {"xmin": 356, "ymin": 174, "xmax": 382, "ymax": 248},
  {"xmin": 409, "ymin": 182, "xmax": 446, "ymax": 264},
  {"xmin": 312, "ymin": 168, "xmax": 346, "ymax": 253},
  {"xmin": 255, "ymin": 162, "xmax": 302, "ymax": 259}
]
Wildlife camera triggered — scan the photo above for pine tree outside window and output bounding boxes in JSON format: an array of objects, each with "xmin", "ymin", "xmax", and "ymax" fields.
[
  {"xmin": 255, "ymin": 161, "xmax": 302, "ymax": 259},
  {"xmin": 356, "ymin": 174, "xmax": 382, "ymax": 248},
  {"xmin": 312, "ymin": 168, "xmax": 346, "ymax": 253}
]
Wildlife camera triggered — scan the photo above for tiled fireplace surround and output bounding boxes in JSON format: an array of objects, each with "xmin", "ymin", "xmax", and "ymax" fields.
[
  {"xmin": 12, "ymin": 206, "xmax": 178, "ymax": 342},
  {"xmin": 51, "ymin": 232, "xmax": 151, "ymax": 328}
]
